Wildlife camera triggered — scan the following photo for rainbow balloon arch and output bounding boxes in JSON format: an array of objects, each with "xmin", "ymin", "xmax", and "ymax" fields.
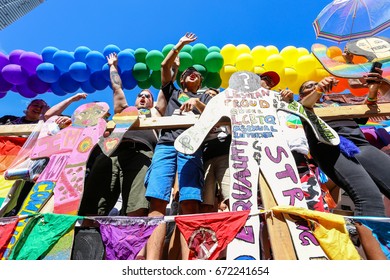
[{"xmin": 0, "ymin": 43, "xmax": 369, "ymax": 99}]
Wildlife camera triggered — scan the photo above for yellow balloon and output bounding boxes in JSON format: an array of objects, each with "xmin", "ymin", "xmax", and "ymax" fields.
[
  {"xmin": 235, "ymin": 53, "xmax": 254, "ymax": 71},
  {"xmin": 220, "ymin": 65, "xmax": 237, "ymax": 88},
  {"xmin": 220, "ymin": 44, "xmax": 238, "ymax": 66},
  {"xmin": 251, "ymin": 45, "xmax": 267, "ymax": 66},
  {"xmin": 282, "ymin": 67, "xmax": 298, "ymax": 85},
  {"xmin": 297, "ymin": 47, "xmax": 310, "ymax": 58},
  {"xmin": 280, "ymin": 46, "xmax": 298, "ymax": 67},
  {"xmin": 253, "ymin": 65, "xmax": 266, "ymax": 75},
  {"xmin": 265, "ymin": 54, "xmax": 285, "ymax": 73},
  {"xmin": 236, "ymin": 44, "xmax": 251, "ymax": 55},
  {"xmin": 266, "ymin": 45, "xmax": 279, "ymax": 56},
  {"xmin": 296, "ymin": 54, "xmax": 316, "ymax": 76},
  {"xmin": 309, "ymin": 68, "xmax": 330, "ymax": 81}
]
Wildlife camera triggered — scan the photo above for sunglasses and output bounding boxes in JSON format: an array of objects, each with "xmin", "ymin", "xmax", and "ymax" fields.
[
  {"xmin": 303, "ymin": 82, "xmax": 318, "ymax": 90},
  {"xmin": 137, "ymin": 93, "xmax": 151, "ymax": 99}
]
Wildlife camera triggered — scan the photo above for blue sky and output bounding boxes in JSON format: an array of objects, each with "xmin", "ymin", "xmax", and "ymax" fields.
[{"xmin": 0, "ymin": 0, "xmax": 387, "ymax": 117}]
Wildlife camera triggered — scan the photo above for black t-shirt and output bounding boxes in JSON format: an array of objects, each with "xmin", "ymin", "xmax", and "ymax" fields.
[
  {"xmin": 0, "ymin": 115, "xmax": 18, "ymax": 125},
  {"xmin": 158, "ymin": 82, "xmax": 212, "ymax": 144}
]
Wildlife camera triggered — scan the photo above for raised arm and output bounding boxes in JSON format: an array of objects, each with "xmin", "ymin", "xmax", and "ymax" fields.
[
  {"xmin": 161, "ymin": 32, "xmax": 197, "ymax": 86},
  {"xmin": 107, "ymin": 52, "xmax": 129, "ymax": 114},
  {"xmin": 44, "ymin": 92, "xmax": 87, "ymax": 120}
]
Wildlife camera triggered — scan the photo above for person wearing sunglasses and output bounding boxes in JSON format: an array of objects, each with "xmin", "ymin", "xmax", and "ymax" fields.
[
  {"xmin": 144, "ymin": 33, "xmax": 212, "ymax": 260},
  {"xmin": 299, "ymin": 74, "xmax": 390, "ymax": 218},
  {"xmin": 79, "ymin": 52, "xmax": 158, "ymax": 247}
]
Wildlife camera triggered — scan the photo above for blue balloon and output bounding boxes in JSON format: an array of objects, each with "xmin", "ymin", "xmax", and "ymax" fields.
[
  {"xmin": 41, "ymin": 46, "xmax": 59, "ymax": 63},
  {"xmin": 85, "ymin": 50, "xmax": 106, "ymax": 72},
  {"xmin": 89, "ymin": 70, "xmax": 109, "ymax": 90},
  {"xmin": 118, "ymin": 49, "xmax": 136, "ymax": 71},
  {"xmin": 69, "ymin": 61, "xmax": 91, "ymax": 82},
  {"xmin": 50, "ymin": 81, "xmax": 68, "ymax": 96},
  {"xmin": 36, "ymin": 62, "xmax": 61, "ymax": 83},
  {"xmin": 103, "ymin": 44, "xmax": 121, "ymax": 57},
  {"xmin": 80, "ymin": 79, "xmax": 96, "ymax": 93},
  {"xmin": 58, "ymin": 72, "xmax": 80, "ymax": 93},
  {"xmin": 52, "ymin": 50, "xmax": 75, "ymax": 72},
  {"xmin": 74, "ymin": 46, "xmax": 91, "ymax": 62},
  {"xmin": 121, "ymin": 70, "xmax": 137, "ymax": 90}
]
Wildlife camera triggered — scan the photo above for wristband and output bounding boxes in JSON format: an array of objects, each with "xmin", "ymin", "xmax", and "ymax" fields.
[{"xmin": 367, "ymin": 96, "xmax": 377, "ymax": 102}]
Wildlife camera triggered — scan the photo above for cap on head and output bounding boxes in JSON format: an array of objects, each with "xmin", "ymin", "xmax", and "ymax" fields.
[{"xmin": 259, "ymin": 71, "xmax": 280, "ymax": 88}]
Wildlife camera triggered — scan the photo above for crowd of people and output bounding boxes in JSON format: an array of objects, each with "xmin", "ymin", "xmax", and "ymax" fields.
[{"xmin": 1, "ymin": 33, "xmax": 390, "ymax": 260}]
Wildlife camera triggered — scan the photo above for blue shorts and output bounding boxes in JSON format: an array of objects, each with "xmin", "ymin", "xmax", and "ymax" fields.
[{"xmin": 145, "ymin": 143, "xmax": 204, "ymax": 202}]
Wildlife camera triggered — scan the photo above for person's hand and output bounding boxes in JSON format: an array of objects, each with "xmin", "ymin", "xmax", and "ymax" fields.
[
  {"xmin": 106, "ymin": 52, "xmax": 118, "ymax": 67},
  {"xmin": 342, "ymin": 47, "xmax": 354, "ymax": 64},
  {"xmin": 316, "ymin": 77, "xmax": 339, "ymax": 93},
  {"xmin": 363, "ymin": 70, "xmax": 383, "ymax": 84},
  {"xmin": 55, "ymin": 116, "xmax": 72, "ymax": 128},
  {"xmin": 279, "ymin": 88, "xmax": 294, "ymax": 102},
  {"xmin": 71, "ymin": 92, "xmax": 88, "ymax": 101},
  {"xmin": 179, "ymin": 32, "xmax": 197, "ymax": 45},
  {"xmin": 180, "ymin": 98, "xmax": 199, "ymax": 112}
]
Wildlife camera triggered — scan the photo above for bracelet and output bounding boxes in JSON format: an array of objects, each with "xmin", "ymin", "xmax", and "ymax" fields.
[
  {"xmin": 367, "ymin": 96, "xmax": 377, "ymax": 102},
  {"xmin": 172, "ymin": 47, "xmax": 179, "ymax": 54}
]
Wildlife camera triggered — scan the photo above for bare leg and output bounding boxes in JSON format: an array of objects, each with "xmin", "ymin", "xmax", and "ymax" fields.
[
  {"xmin": 179, "ymin": 200, "xmax": 199, "ymax": 260},
  {"xmin": 355, "ymin": 222, "xmax": 387, "ymax": 260},
  {"xmin": 146, "ymin": 198, "xmax": 168, "ymax": 260}
]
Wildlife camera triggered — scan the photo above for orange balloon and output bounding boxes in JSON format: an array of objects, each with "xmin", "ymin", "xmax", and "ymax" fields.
[
  {"xmin": 352, "ymin": 55, "xmax": 368, "ymax": 64},
  {"xmin": 326, "ymin": 46, "xmax": 342, "ymax": 59},
  {"xmin": 331, "ymin": 77, "xmax": 349, "ymax": 93},
  {"xmin": 349, "ymin": 86, "xmax": 368, "ymax": 97}
]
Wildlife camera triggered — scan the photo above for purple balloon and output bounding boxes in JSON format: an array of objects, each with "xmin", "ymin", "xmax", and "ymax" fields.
[
  {"xmin": 36, "ymin": 62, "xmax": 61, "ymax": 83},
  {"xmin": 8, "ymin": 49, "xmax": 25, "ymax": 64},
  {"xmin": 0, "ymin": 52, "xmax": 9, "ymax": 68},
  {"xmin": 0, "ymin": 72, "xmax": 13, "ymax": 92},
  {"xmin": 0, "ymin": 92, "xmax": 7, "ymax": 98},
  {"xmin": 17, "ymin": 83, "xmax": 38, "ymax": 98},
  {"xmin": 27, "ymin": 74, "xmax": 50, "ymax": 94},
  {"xmin": 41, "ymin": 46, "xmax": 59, "ymax": 63},
  {"xmin": 19, "ymin": 52, "xmax": 43, "ymax": 74},
  {"xmin": 1, "ymin": 64, "xmax": 28, "ymax": 85},
  {"xmin": 58, "ymin": 72, "xmax": 80, "ymax": 93}
]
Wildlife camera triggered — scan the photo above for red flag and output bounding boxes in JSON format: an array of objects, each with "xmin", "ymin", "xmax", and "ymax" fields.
[
  {"xmin": 0, "ymin": 216, "xmax": 18, "ymax": 258},
  {"xmin": 175, "ymin": 210, "xmax": 250, "ymax": 260},
  {"xmin": 0, "ymin": 136, "xmax": 27, "ymax": 174}
]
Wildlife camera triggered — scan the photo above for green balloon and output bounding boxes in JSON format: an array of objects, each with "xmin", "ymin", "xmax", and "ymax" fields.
[
  {"xmin": 138, "ymin": 78, "xmax": 152, "ymax": 89},
  {"xmin": 204, "ymin": 52, "xmax": 224, "ymax": 73},
  {"xmin": 208, "ymin": 46, "xmax": 221, "ymax": 53},
  {"xmin": 134, "ymin": 48, "xmax": 148, "ymax": 63},
  {"xmin": 132, "ymin": 62, "xmax": 150, "ymax": 81},
  {"xmin": 162, "ymin": 44, "xmax": 175, "ymax": 57},
  {"xmin": 193, "ymin": 64, "xmax": 208, "ymax": 79},
  {"xmin": 191, "ymin": 43, "xmax": 209, "ymax": 65},
  {"xmin": 178, "ymin": 52, "xmax": 193, "ymax": 72},
  {"xmin": 150, "ymin": 70, "xmax": 161, "ymax": 89},
  {"xmin": 146, "ymin": 50, "xmax": 164, "ymax": 71},
  {"xmin": 181, "ymin": 45, "xmax": 192, "ymax": 53},
  {"xmin": 204, "ymin": 72, "xmax": 222, "ymax": 89}
]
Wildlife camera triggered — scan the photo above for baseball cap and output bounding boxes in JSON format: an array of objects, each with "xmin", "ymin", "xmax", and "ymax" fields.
[{"xmin": 260, "ymin": 71, "xmax": 280, "ymax": 88}]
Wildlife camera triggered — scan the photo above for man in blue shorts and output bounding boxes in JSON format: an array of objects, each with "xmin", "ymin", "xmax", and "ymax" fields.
[{"xmin": 145, "ymin": 32, "xmax": 212, "ymax": 259}]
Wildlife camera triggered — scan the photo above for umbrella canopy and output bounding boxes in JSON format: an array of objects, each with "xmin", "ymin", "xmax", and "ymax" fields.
[{"xmin": 313, "ymin": 0, "xmax": 390, "ymax": 42}]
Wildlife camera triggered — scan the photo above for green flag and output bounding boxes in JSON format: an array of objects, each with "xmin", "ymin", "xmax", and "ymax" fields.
[{"xmin": 9, "ymin": 213, "xmax": 80, "ymax": 260}]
